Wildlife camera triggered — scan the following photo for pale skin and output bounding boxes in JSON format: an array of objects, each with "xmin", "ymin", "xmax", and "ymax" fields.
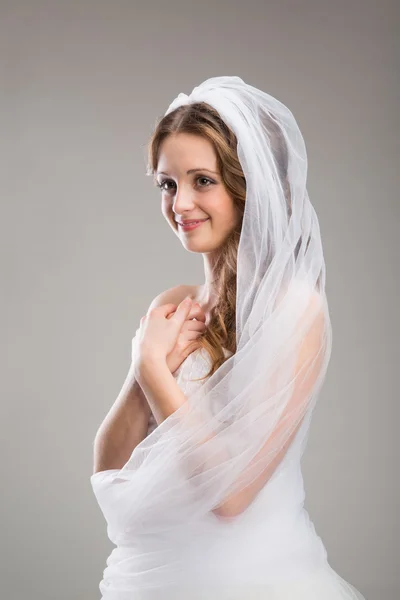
[
  {"xmin": 94, "ymin": 132, "xmax": 326, "ymax": 519},
  {"xmin": 92, "ymin": 285, "xmax": 207, "ymax": 475}
]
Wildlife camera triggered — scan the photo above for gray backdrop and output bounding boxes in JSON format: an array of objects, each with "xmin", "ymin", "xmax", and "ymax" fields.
[{"xmin": 1, "ymin": 1, "xmax": 398, "ymax": 599}]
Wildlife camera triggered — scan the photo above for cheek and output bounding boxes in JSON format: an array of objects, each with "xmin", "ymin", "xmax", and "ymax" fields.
[
  {"xmin": 161, "ymin": 203, "xmax": 177, "ymax": 228},
  {"xmin": 209, "ymin": 196, "xmax": 237, "ymax": 223},
  {"xmin": 161, "ymin": 199, "xmax": 170, "ymax": 218}
]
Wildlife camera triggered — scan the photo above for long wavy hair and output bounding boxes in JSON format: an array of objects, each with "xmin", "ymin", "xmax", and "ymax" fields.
[{"xmin": 146, "ymin": 101, "xmax": 290, "ymax": 380}]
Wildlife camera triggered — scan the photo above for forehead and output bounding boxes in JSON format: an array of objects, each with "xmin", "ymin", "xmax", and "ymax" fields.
[{"xmin": 157, "ymin": 133, "xmax": 218, "ymax": 174}]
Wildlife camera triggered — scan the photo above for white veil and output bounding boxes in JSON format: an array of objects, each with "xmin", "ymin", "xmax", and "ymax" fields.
[{"xmin": 91, "ymin": 75, "xmax": 333, "ymax": 596}]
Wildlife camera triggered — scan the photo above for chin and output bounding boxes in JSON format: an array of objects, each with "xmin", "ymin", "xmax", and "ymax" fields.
[
  {"xmin": 182, "ymin": 237, "xmax": 223, "ymax": 254},
  {"xmin": 182, "ymin": 240, "xmax": 209, "ymax": 252}
]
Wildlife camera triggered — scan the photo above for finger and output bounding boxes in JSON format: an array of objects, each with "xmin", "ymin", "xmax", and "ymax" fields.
[
  {"xmin": 171, "ymin": 297, "xmax": 193, "ymax": 326},
  {"xmin": 182, "ymin": 329, "xmax": 204, "ymax": 341},
  {"xmin": 151, "ymin": 303, "xmax": 178, "ymax": 318},
  {"xmin": 182, "ymin": 319, "xmax": 207, "ymax": 333},
  {"xmin": 187, "ymin": 303, "xmax": 207, "ymax": 323},
  {"xmin": 167, "ymin": 302, "xmax": 205, "ymax": 321}
]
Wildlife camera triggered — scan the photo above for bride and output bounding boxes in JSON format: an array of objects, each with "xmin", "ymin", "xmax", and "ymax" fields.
[{"xmin": 91, "ymin": 76, "xmax": 367, "ymax": 599}]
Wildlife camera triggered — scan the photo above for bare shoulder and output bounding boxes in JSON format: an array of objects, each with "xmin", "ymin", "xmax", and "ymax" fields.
[{"xmin": 147, "ymin": 284, "xmax": 199, "ymax": 312}]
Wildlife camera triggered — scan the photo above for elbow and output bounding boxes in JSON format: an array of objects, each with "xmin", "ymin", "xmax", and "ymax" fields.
[
  {"xmin": 211, "ymin": 481, "xmax": 271, "ymax": 520},
  {"xmin": 212, "ymin": 508, "xmax": 242, "ymax": 521},
  {"xmin": 211, "ymin": 498, "xmax": 247, "ymax": 520}
]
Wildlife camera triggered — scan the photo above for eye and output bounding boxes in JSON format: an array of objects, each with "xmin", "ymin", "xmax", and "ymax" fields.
[
  {"xmin": 155, "ymin": 179, "xmax": 174, "ymax": 192},
  {"xmin": 197, "ymin": 177, "xmax": 213, "ymax": 187},
  {"xmin": 155, "ymin": 176, "xmax": 215, "ymax": 193}
]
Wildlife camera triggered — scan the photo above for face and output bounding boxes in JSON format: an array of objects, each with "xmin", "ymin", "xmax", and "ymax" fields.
[{"xmin": 155, "ymin": 133, "xmax": 239, "ymax": 253}]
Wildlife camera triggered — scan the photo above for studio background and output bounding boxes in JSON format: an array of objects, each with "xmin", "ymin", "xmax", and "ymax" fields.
[{"xmin": 1, "ymin": 1, "xmax": 398, "ymax": 599}]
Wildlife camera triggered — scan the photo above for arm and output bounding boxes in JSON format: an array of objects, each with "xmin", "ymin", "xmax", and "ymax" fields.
[
  {"xmin": 93, "ymin": 363, "xmax": 151, "ymax": 474},
  {"xmin": 92, "ymin": 284, "xmax": 194, "ymax": 474},
  {"xmin": 210, "ymin": 299, "xmax": 327, "ymax": 517},
  {"xmin": 137, "ymin": 293, "xmax": 327, "ymax": 518}
]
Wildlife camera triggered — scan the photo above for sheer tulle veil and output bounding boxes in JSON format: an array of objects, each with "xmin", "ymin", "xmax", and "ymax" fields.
[{"xmin": 91, "ymin": 75, "xmax": 334, "ymax": 595}]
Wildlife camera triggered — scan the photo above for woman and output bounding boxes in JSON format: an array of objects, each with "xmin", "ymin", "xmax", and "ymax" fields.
[{"xmin": 91, "ymin": 76, "xmax": 367, "ymax": 599}]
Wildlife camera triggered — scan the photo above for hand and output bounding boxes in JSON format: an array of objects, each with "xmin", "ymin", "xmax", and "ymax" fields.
[
  {"xmin": 165, "ymin": 302, "xmax": 207, "ymax": 374},
  {"xmin": 133, "ymin": 297, "xmax": 200, "ymax": 375}
]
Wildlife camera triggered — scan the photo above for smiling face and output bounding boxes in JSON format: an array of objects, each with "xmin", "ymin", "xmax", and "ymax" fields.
[{"xmin": 155, "ymin": 133, "xmax": 240, "ymax": 253}]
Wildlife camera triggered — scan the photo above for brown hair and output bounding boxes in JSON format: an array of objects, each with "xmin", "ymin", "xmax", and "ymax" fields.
[{"xmin": 146, "ymin": 101, "xmax": 290, "ymax": 380}]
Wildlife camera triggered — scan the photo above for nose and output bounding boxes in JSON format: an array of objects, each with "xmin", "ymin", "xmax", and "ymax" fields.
[{"xmin": 172, "ymin": 183, "xmax": 197, "ymax": 217}]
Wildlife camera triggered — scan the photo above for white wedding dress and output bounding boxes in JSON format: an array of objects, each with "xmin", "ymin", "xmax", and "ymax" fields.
[{"xmin": 92, "ymin": 346, "xmax": 367, "ymax": 599}]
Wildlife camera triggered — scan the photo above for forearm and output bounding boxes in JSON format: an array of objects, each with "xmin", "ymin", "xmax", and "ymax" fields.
[
  {"xmin": 137, "ymin": 358, "xmax": 232, "ymax": 513},
  {"xmin": 93, "ymin": 363, "xmax": 152, "ymax": 474},
  {"xmin": 137, "ymin": 358, "xmax": 189, "ymax": 425}
]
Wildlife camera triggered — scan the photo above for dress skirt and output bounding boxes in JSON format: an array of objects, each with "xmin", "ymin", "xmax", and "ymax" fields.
[{"xmin": 154, "ymin": 563, "xmax": 366, "ymax": 600}]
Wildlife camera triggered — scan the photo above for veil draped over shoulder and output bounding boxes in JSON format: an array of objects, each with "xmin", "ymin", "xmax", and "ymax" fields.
[{"xmin": 91, "ymin": 76, "xmax": 334, "ymax": 596}]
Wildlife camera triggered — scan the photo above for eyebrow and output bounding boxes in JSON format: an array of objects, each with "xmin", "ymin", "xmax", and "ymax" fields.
[{"xmin": 156, "ymin": 168, "xmax": 219, "ymax": 176}]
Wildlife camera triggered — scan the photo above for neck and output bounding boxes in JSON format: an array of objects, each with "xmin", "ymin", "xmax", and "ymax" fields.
[{"xmin": 199, "ymin": 252, "xmax": 219, "ymax": 311}]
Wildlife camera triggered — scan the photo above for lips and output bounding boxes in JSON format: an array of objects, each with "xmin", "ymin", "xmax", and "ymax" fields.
[
  {"xmin": 177, "ymin": 218, "xmax": 210, "ymax": 231},
  {"xmin": 177, "ymin": 219, "xmax": 209, "ymax": 225}
]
